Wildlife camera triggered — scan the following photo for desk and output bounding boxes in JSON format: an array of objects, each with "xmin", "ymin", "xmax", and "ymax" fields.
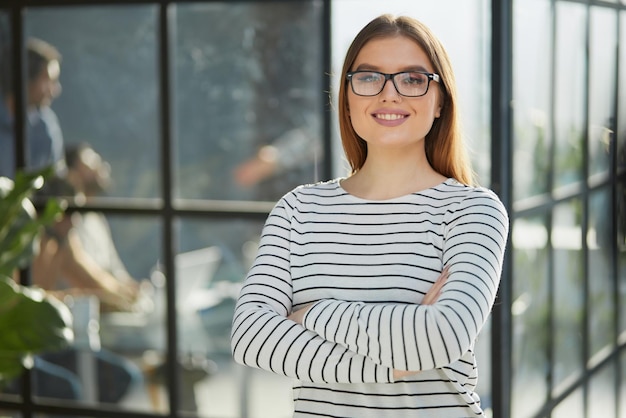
[{"xmin": 97, "ymin": 282, "xmax": 239, "ymax": 412}]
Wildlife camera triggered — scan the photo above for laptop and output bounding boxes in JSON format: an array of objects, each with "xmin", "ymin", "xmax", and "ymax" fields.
[{"xmin": 99, "ymin": 246, "xmax": 222, "ymax": 351}]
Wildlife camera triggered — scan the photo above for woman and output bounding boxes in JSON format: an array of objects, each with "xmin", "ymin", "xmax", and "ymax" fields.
[{"xmin": 231, "ymin": 14, "xmax": 508, "ymax": 417}]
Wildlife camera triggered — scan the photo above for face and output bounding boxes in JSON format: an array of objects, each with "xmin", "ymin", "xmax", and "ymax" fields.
[
  {"xmin": 347, "ymin": 36, "xmax": 442, "ymax": 151},
  {"xmin": 70, "ymin": 148, "xmax": 111, "ymax": 196},
  {"xmin": 27, "ymin": 60, "xmax": 61, "ymax": 108}
]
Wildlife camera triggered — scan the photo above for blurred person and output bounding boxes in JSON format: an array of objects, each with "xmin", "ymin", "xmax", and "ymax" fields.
[
  {"xmin": 231, "ymin": 14, "xmax": 508, "ymax": 417},
  {"xmin": 63, "ymin": 142, "xmax": 152, "ymax": 310},
  {"xmin": 233, "ymin": 123, "xmax": 321, "ymax": 189},
  {"xmin": 0, "ymin": 37, "xmax": 66, "ymax": 178},
  {"xmin": 31, "ymin": 143, "xmax": 148, "ymax": 313}
]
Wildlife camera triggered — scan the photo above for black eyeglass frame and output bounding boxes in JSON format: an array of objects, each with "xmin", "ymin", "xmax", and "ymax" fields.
[{"xmin": 346, "ymin": 70, "xmax": 440, "ymax": 97}]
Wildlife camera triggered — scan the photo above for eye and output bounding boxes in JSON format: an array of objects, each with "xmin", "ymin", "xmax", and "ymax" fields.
[
  {"xmin": 355, "ymin": 72, "xmax": 383, "ymax": 83},
  {"xmin": 401, "ymin": 72, "xmax": 428, "ymax": 86}
]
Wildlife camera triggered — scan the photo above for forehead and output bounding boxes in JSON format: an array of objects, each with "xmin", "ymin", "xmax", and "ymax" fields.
[{"xmin": 353, "ymin": 36, "xmax": 433, "ymax": 71}]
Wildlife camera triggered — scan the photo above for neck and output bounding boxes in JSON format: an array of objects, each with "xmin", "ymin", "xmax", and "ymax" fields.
[{"xmin": 344, "ymin": 143, "xmax": 446, "ymax": 200}]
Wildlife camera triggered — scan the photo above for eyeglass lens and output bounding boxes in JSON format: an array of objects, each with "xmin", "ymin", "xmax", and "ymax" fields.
[{"xmin": 350, "ymin": 71, "xmax": 431, "ymax": 97}]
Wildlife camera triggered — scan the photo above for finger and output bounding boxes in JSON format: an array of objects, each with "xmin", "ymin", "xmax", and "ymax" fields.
[
  {"xmin": 432, "ymin": 271, "xmax": 449, "ymax": 292},
  {"xmin": 423, "ymin": 269, "xmax": 449, "ymax": 305},
  {"xmin": 439, "ymin": 265, "xmax": 450, "ymax": 278}
]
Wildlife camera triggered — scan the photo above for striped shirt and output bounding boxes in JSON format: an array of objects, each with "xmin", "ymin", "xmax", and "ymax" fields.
[{"xmin": 231, "ymin": 178, "xmax": 509, "ymax": 417}]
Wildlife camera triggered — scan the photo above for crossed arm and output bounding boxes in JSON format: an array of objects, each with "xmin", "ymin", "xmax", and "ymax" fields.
[{"xmin": 231, "ymin": 191, "xmax": 508, "ymax": 384}]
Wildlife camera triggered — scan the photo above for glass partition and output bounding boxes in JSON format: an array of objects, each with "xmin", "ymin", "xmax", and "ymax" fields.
[
  {"xmin": 172, "ymin": 2, "xmax": 324, "ymax": 203},
  {"xmin": 552, "ymin": 199, "xmax": 584, "ymax": 390},
  {"xmin": 587, "ymin": 187, "xmax": 614, "ymax": 357},
  {"xmin": 587, "ymin": 364, "xmax": 617, "ymax": 418},
  {"xmin": 24, "ymin": 5, "xmax": 161, "ymax": 201},
  {"xmin": 553, "ymin": 2, "xmax": 586, "ymax": 191},
  {"xmin": 587, "ymin": 6, "xmax": 616, "ymax": 182},
  {"xmin": 511, "ymin": 215, "xmax": 550, "ymax": 418},
  {"xmin": 512, "ymin": 0, "xmax": 552, "ymax": 201}
]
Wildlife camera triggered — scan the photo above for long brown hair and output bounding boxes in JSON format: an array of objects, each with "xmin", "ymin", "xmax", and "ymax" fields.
[{"xmin": 338, "ymin": 14, "xmax": 475, "ymax": 186}]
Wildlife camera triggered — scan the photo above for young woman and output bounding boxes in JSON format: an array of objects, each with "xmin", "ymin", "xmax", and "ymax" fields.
[{"xmin": 231, "ymin": 14, "xmax": 508, "ymax": 417}]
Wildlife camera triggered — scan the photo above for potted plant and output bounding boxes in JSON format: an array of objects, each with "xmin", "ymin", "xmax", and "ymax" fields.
[{"xmin": 0, "ymin": 168, "xmax": 73, "ymax": 385}]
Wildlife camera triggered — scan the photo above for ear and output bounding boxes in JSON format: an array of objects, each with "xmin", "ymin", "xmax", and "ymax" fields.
[{"xmin": 434, "ymin": 91, "xmax": 444, "ymax": 118}]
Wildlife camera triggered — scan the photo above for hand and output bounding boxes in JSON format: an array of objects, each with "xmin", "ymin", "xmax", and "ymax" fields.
[
  {"xmin": 287, "ymin": 303, "xmax": 314, "ymax": 325},
  {"xmin": 233, "ymin": 147, "xmax": 278, "ymax": 188},
  {"xmin": 393, "ymin": 369, "xmax": 418, "ymax": 380},
  {"xmin": 422, "ymin": 265, "xmax": 449, "ymax": 305}
]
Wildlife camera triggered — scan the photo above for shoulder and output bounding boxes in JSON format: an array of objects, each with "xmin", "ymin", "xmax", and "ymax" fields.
[
  {"xmin": 437, "ymin": 179, "xmax": 505, "ymax": 208},
  {"xmin": 437, "ymin": 179, "xmax": 508, "ymax": 220},
  {"xmin": 282, "ymin": 178, "xmax": 344, "ymax": 202},
  {"xmin": 272, "ymin": 178, "xmax": 345, "ymax": 213},
  {"xmin": 440, "ymin": 179, "xmax": 509, "ymax": 233}
]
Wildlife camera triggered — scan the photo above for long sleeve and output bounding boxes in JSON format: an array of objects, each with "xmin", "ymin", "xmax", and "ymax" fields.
[
  {"xmin": 230, "ymin": 194, "xmax": 393, "ymax": 384},
  {"xmin": 300, "ymin": 188, "xmax": 508, "ymax": 371}
]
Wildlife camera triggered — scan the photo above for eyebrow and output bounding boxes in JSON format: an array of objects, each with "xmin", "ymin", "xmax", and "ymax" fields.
[{"xmin": 353, "ymin": 63, "xmax": 431, "ymax": 73}]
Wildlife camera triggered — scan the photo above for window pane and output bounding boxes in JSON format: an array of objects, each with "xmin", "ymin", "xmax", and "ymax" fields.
[
  {"xmin": 24, "ymin": 5, "xmax": 161, "ymax": 200},
  {"xmin": 554, "ymin": 3, "xmax": 586, "ymax": 190},
  {"xmin": 513, "ymin": 0, "xmax": 552, "ymax": 201},
  {"xmin": 511, "ymin": 215, "xmax": 550, "ymax": 418},
  {"xmin": 174, "ymin": 217, "xmax": 292, "ymax": 416},
  {"xmin": 619, "ymin": 11, "xmax": 626, "ymax": 174},
  {"xmin": 552, "ymin": 386, "xmax": 584, "ymax": 418},
  {"xmin": 172, "ymin": 2, "xmax": 324, "ymax": 203},
  {"xmin": 34, "ymin": 215, "xmax": 162, "ymax": 413},
  {"xmin": 587, "ymin": 364, "xmax": 616, "ymax": 418},
  {"xmin": 587, "ymin": 187, "xmax": 615, "ymax": 357},
  {"xmin": 588, "ymin": 7, "xmax": 616, "ymax": 181},
  {"xmin": 552, "ymin": 199, "xmax": 584, "ymax": 388},
  {"xmin": 621, "ymin": 350, "xmax": 626, "ymax": 418},
  {"xmin": 620, "ymin": 182, "xmax": 626, "ymax": 338}
]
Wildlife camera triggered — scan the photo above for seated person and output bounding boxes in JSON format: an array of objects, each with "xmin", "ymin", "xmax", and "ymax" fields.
[
  {"xmin": 31, "ymin": 180, "xmax": 141, "ymax": 312},
  {"xmin": 64, "ymin": 142, "xmax": 152, "ymax": 311},
  {"xmin": 32, "ymin": 143, "xmax": 152, "ymax": 312}
]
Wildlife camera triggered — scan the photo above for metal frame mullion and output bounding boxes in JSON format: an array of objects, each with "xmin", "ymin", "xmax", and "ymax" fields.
[
  {"xmin": 610, "ymin": 7, "xmax": 622, "ymax": 417},
  {"xmin": 156, "ymin": 3, "xmax": 180, "ymax": 416},
  {"xmin": 7, "ymin": 7, "xmax": 36, "ymax": 418},
  {"xmin": 546, "ymin": 0, "xmax": 558, "ymax": 412},
  {"xmin": 321, "ymin": 0, "xmax": 332, "ymax": 182},
  {"xmin": 490, "ymin": 0, "xmax": 514, "ymax": 417},
  {"xmin": 580, "ymin": 3, "xmax": 591, "ymax": 416}
]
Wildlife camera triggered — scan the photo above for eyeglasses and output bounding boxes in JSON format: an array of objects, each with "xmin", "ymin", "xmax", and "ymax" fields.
[{"xmin": 346, "ymin": 70, "xmax": 440, "ymax": 97}]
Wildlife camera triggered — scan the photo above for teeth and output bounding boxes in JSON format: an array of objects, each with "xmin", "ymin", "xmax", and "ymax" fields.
[{"xmin": 375, "ymin": 114, "xmax": 405, "ymax": 121}]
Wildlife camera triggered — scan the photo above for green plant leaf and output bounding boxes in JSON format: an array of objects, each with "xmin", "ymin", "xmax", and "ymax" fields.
[
  {"xmin": 0, "ymin": 168, "xmax": 73, "ymax": 383},
  {"xmin": 0, "ymin": 167, "xmax": 64, "ymax": 276},
  {"xmin": 0, "ymin": 276, "xmax": 73, "ymax": 382}
]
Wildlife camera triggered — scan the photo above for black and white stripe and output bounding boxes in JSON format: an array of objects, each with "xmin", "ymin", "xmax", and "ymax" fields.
[{"xmin": 231, "ymin": 178, "xmax": 508, "ymax": 417}]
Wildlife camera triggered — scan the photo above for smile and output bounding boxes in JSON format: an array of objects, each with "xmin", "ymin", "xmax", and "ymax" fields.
[{"xmin": 374, "ymin": 113, "xmax": 407, "ymax": 121}]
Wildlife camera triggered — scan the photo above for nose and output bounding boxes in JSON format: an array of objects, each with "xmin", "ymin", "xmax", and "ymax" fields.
[{"xmin": 379, "ymin": 78, "xmax": 401, "ymax": 102}]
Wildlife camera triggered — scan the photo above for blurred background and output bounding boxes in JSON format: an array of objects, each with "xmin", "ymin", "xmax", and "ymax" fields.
[{"xmin": 0, "ymin": 0, "xmax": 624, "ymax": 417}]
